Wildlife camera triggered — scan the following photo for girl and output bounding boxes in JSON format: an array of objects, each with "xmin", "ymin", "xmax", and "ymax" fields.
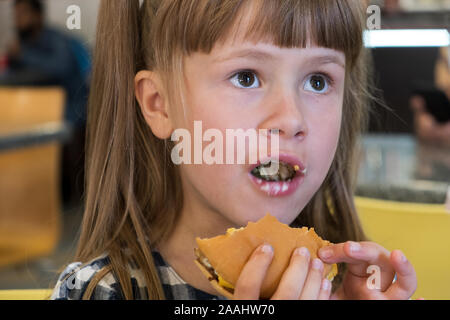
[{"xmin": 51, "ymin": 0, "xmax": 417, "ymax": 300}]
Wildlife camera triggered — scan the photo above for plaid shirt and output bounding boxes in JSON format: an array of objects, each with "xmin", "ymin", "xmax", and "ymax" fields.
[{"xmin": 50, "ymin": 251, "xmax": 228, "ymax": 300}]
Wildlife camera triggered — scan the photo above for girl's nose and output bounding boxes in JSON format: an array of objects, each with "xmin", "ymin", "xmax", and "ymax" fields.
[{"xmin": 258, "ymin": 88, "xmax": 307, "ymax": 141}]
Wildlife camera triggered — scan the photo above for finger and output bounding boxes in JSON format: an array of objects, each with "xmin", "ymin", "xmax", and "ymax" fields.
[
  {"xmin": 317, "ymin": 279, "xmax": 332, "ymax": 300},
  {"xmin": 271, "ymin": 247, "xmax": 310, "ymax": 300},
  {"xmin": 384, "ymin": 250, "xmax": 417, "ymax": 300},
  {"xmin": 299, "ymin": 258, "xmax": 324, "ymax": 300},
  {"xmin": 319, "ymin": 241, "xmax": 390, "ymax": 266},
  {"xmin": 319, "ymin": 241, "xmax": 395, "ymax": 289},
  {"xmin": 233, "ymin": 243, "xmax": 274, "ymax": 300}
]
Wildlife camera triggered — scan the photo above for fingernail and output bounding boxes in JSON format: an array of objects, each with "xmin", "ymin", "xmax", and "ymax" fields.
[
  {"xmin": 349, "ymin": 242, "xmax": 361, "ymax": 253},
  {"xmin": 399, "ymin": 251, "xmax": 407, "ymax": 263},
  {"xmin": 320, "ymin": 247, "xmax": 333, "ymax": 259},
  {"xmin": 312, "ymin": 258, "xmax": 323, "ymax": 270},
  {"xmin": 295, "ymin": 247, "xmax": 309, "ymax": 257},
  {"xmin": 260, "ymin": 244, "xmax": 273, "ymax": 254},
  {"xmin": 321, "ymin": 279, "xmax": 331, "ymax": 291}
]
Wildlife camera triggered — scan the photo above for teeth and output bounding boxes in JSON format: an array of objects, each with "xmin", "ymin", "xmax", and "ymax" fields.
[
  {"xmin": 273, "ymin": 184, "xmax": 281, "ymax": 194},
  {"xmin": 259, "ymin": 182, "xmax": 289, "ymax": 195}
]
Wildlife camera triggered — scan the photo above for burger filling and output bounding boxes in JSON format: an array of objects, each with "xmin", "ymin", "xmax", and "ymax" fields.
[
  {"xmin": 251, "ymin": 160, "xmax": 298, "ymax": 182},
  {"xmin": 194, "ymin": 248, "xmax": 235, "ymax": 293}
]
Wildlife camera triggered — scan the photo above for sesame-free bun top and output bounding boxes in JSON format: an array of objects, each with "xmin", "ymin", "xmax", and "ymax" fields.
[{"xmin": 195, "ymin": 213, "xmax": 338, "ymax": 299}]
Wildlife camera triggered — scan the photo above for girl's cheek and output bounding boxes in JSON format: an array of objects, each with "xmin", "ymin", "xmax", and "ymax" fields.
[{"xmin": 309, "ymin": 101, "xmax": 342, "ymax": 168}]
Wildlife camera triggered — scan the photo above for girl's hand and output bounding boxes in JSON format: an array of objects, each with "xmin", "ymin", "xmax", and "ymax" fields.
[
  {"xmin": 233, "ymin": 244, "xmax": 332, "ymax": 300},
  {"xmin": 318, "ymin": 241, "xmax": 417, "ymax": 300}
]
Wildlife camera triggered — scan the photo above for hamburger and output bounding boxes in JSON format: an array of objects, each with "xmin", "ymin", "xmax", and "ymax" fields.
[{"xmin": 194, "ymin": 213, "xmax": 338, "ymax": 299}]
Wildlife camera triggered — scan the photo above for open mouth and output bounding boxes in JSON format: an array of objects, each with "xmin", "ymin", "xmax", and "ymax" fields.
[{"xmin": 250, "ymin": 160, "xmax": 301, "ymax": 182}]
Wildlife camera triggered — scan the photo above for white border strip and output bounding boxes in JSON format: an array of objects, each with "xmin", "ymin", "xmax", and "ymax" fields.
[{"xmin": 364, "ymin": 29, "xmax": 450, "ymax": 48}]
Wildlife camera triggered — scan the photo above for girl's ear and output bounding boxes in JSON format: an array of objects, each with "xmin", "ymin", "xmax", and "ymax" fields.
[{"xmin": 135, "ymin": 70, "xmax": 174, "ymax": 139}]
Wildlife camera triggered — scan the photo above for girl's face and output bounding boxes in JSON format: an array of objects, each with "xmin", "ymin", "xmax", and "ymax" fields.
[{"xmin": 173, "ymin": 38, "xmax": 345, "ymax": 228}]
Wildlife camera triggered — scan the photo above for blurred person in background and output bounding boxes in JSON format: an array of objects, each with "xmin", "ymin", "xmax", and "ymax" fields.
[
  {"xmin": 372, "ymin": 0, "xmax": 450, "ymax": 12},
  {"xmin": 0, "ymin": 0, "xmax": 91, "ymax": 208},
  {"xmin": 383, "ymin": 0, "xmax": 401, "ymax": 13},
  {"xmin": 410, "ymin": 47, "xmax": 450, "ymax": 148},
  {"xmin": 369, "ymin": 0, "xmax": 402, "ymax": 14}
]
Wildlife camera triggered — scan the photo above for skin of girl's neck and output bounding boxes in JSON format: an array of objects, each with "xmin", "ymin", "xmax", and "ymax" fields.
[{"xmin": 156, "ymin": 173, "xmax": 238, "ymax": 297}]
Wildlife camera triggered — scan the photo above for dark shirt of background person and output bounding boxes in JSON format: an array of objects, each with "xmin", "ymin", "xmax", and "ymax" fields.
[{"xmin": 410, "ymin": 47, "xmax": 450, "ymax": 148}]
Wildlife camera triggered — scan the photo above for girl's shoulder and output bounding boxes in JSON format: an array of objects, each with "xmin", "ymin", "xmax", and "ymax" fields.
[
  {"xmin": 50, "ymin": 250, "xmax": 225, "ymax": 300},
  {"xmin": 50, "ymin": 252, "xmax": 125, "ymax": 300}
]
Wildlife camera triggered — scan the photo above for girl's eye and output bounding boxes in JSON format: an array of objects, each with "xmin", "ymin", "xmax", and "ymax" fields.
[
  {"xmin": 230, "ymin": 71, "xmax": 260, "ymax": 89},
  {"xmin": 304, "ymin": 74, "xmax": 329, "ymax": 93}
]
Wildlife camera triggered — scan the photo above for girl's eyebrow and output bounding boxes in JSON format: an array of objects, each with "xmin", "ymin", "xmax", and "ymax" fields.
[
  {"xmin": 213, "ymin": 49, "xmax": 274, "ymax": 63},
  {"xmin": 309, "ymin": 55, "xmax": 346, "ymax": 69},
  {"xmin": 213, "ymin": 48, "xmax": 345, "ymax": 69}
]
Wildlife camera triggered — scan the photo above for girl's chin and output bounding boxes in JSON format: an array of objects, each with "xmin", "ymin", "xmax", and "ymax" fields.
[
  {"xmin": 226, "ymin": 204, "xmax": 302, "ymax": 227},
  {"xmin": 205, "ymin": 178, "xmax": 310, "ymax": 227}
]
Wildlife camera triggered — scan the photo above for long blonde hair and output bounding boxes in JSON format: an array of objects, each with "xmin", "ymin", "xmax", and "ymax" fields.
[{"xmin": 73, "ymin": 0, "xmax": 371, "ymax": 299}]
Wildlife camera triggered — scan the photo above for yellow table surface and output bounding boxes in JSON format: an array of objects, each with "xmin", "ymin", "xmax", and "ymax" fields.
[{"xmin": 0, "ymin": 289, "xmax": 53, "ymax": 300}]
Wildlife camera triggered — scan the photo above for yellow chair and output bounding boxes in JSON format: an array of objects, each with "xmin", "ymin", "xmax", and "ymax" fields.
[
  {"xmin": 0, "ymin": 87, "xmax": 65, "ymax": 268},
  {"xmin": 355, "ymin": 196, "xmax": 450, "ymax": 300},
  {"xmin": 0, "ymin": 289, "xmax": 53, "ymax": 300}
]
